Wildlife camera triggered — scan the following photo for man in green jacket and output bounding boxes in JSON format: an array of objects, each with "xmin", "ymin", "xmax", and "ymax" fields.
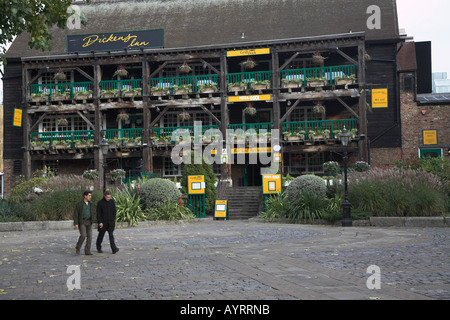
[{"xmin": 73, "ymin": 191, "xmax": 96, "ymax": 255}]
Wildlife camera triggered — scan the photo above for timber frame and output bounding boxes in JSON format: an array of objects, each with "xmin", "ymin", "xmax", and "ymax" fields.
[{"xmin": 21, "ymin": 32, "xmax": 368, "ymax": 187}]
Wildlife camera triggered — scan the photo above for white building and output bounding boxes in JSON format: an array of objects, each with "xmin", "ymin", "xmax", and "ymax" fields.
[{"xmin": 433, "ymin": 72, "xmax": 450, "ymax": 93}]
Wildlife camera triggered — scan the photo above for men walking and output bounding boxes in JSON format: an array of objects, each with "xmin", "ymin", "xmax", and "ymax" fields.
[
  {"xmin": 74, "ymin": 191, "xmax": 96, "ymax": 255},
  {"xmin": 96, "ymin": 190, "xmax": 119, "ymax": 254}
]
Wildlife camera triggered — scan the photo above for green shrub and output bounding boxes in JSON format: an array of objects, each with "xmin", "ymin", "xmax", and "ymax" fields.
[
  {"xmin": 288, "ymin": 191, "xmax": 327, "ymax": 223},
  {"xmin": 112, "ymin": 189, "xmax": 145, "ymax": 226},
  {"xmin": 139, "ymin": 178, "xmax": 181, "ymax": 209},
  {"xmin": 286, "ymin": 174, "xmax": 327, "ymax": 202},
  {"xmin": 260, "ymin": 193, "xmax": 290, "ymax": 222},
  {"xmin": 146, "ymin": 200, "xmax": 195, "ymax": 221}
]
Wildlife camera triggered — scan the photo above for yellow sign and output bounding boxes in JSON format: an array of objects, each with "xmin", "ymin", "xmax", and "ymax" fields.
[
  {"xmin": 273, "ymin": 153, "xmax": 282, "ymax": 163},
  {"xmin": 372, "ymin": 88, "xmax": 389, "ymax": 109},
  {"xmin": 187, "ymin": 175, "xmax": 206, "ymax": 195},
  {"xmin": 214, "ymin": 200, "xmax": 228, "ymax": 219},
  {"xmin": 227, "ymin": 48, "xmax": 271, "ymax": 57},
  {"xmin": 228, "ymin": 95, "xmax": 272, "ymax": 103},
  {"xmin": 231, "ymin": 147, "xmax": 272, "ymax": 154},
  {"xmin": 423, "ymin": 130, "xmax": 438, "ymax": 145},
  {"xmin": 262, "ymin": 174, "xmax": 282, "ymax": 195},
  {"xmin": 13, "ymin": 108, "xmax": 23, "ymax": 127}
]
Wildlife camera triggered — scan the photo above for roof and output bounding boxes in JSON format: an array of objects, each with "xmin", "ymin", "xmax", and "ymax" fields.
[
  {"xmin": 417, "ymin": 93, "xmax": 450, "ymax": 105},
  {"xmin": 6, "ymin": 0, "xmax": 400, "ymax": 59}
]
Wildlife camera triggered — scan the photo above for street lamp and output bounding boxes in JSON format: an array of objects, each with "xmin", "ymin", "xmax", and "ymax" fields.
[
  {"xmin": 340, "ymin": 127, "xmax": 352, "ymax": 227},
  {"xmin": 99, "ymin": 139, "xmax": 109, "ymax": 192}
]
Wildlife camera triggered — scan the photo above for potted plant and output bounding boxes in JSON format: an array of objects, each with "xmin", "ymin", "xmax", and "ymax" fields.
[
  {"xmin": 312, "ymin": 50, "xmax": 326, "ymax": 65},
  {"xmin": 113, "ymin": 65, "xmax": 128, "ymax": 78},
  {"xmin": 179, "ymin": 62, "xmax": 192, "ymax": 74},
  {"xmin": 365, "ymin": 51, "xmax": 371, "ymax": 62},
  {"xmin": 101, "ymin": 89, "xmax": 119, "ymax": 98},
  {"xmin": 30, "ymin": 92, "xmax": 49, "ymax": 102},
  {"xmin": 307, "ymin": 77, "xmax": 328, "ymax": 87},
  {"xmin": 83, "ymin": 169, "xmax": 100, "ymax": 180},
  {"xmin": 323, "ymin": 129, "xmax": 332, "ymax": 143},
  {"xmin": 54, "ymin": 68, "xmax": 66, "ymax": 80},
  {"xmin": 251, "ymin": 80, "xmax": 270, "ymax": 90},
  {"xmin": 110, "ymin": 169, "xmax": 126, "ymax": 182},
  {"xmin": 74, "ymin": 90, "xmax": 92, "ymax": 100},
  {"xmin": 228, "ymin": 82, "xmax": 246, "ymax": 92},
  {"xmin": 323, "ymin": 161, "xmax": 340, "ymax": 176},
  {"xmin": 151, "ymin": 86, "xmax": 170, "ymax": 96},
  {"xmin": 335, "ymin": 74, "xmax": 356, "ymax": 85},
  {"xmin": 52, "ymin": 91, "xmax": 68, "ymax": 101},
  {"xmin": 353, "ymin": 161, "xmax": 370, "ymax": 172},
  {"xmin": 173, "ymin": 84, "xmax": 192, "ymax": 95},
  {"xmin": 281, "ymin": 77, "xmax": 302, "ymax": 88},
  {"xmin": 240, "ymin": 57, "xmax": 256, "ymax": 69},
  {"xmin": 178, "ymin": 111, "xmax": 191, "ymax": 122},
  {"xmin": 57, "ymin": 117, "xmax": 69, "ymax": 127},
  {"xmin": 350, "ymin": 128, "xmax": 358, "ymax": 139},
  {"xmin": 121, "ymin": 88, "xmax": 136, "ymax": 98},
  {"xmin": 244, "ymin": 104, "xmax": 257, "ymax": 116},
  {"xmin": 198, "ymin": 83, "xmax": 218, "ymax": 93},
  {"xmin": 117, "ymin": 110, "xmax": 130, "ymax": 122},
  {"xmin": 313, "ymin": 103, "xmax": 326, "ymax": 115},
  {"xmin": 75, "ymin": 139, "xmax": 87, "ymax": 148}
]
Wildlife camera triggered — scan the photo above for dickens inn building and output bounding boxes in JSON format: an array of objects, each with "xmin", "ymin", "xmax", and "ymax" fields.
[{"xmin": 2, "ymin": 0, "xmax": 428, "ymax": 196}]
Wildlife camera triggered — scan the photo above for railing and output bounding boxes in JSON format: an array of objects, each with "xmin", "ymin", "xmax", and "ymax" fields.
[
  {"xmin": 282, "ymin": 119, "xmax": 358, "ymax": 139},
  {"xmin": 101, "ymin": 128, "xmax": 143, "ymax": 147},
  {"xmin": 150, "ymin": 75, "xmax": 220, "ymax": 94},
  {"xmin": 228, "ymin": 123, "xmax": 273, "ymax": 133},
  {"xmin": 281, "ymin": 65, "xmax": 356, "ymax": 85},
  {"xmin": 30, "ymin": 130, "xmax": 95, "ymax": 149},
  {"xmin": 100, "ymin": 79, "xmax": 143, "ymax": 97},
  {"xmin": 150, "ymin": 125, "xmax": 221, "ymax": 143},
  {"xmin": 227, "ymin": 71, "xmax": 272, "ymax": 89},
  {"xmin": 29, "ymin": 82, "xmax": 93, "ymax": 100}
]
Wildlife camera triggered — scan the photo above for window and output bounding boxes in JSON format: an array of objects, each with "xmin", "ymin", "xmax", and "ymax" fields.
[
  {"xmin": 40, "ymin": 115, "xmax": 93, "ymax": 132},
  {"xmin": 161, "ymin": 111, "xmax": 221, "ymax": 128},
  {"xmin": 288, "ymin": 107, "xmax": 323, "ymax": 122},
  {"xmin": 163, "ymin": 157, "xmax": 183, "ymax": 177},
  {"xmin": 286, "ymin": 152, "xmax": 325, "ymax": 175},
  {"xmin": 44, "ymin": 161, "xmax": 59, "ymax": 176}
]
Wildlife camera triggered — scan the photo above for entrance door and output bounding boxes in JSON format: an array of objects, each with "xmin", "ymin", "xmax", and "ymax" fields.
[{"xmin": 244, "ymin": 163, "xmax": 263, "ymax": 187}]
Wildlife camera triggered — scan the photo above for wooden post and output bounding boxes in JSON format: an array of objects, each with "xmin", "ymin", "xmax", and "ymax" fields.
[
  {"xmin": 220, "ymin": 52, "xmax": 231, "ymax": 180},
  {"xmin": 272, "ymin": 48, "xmax": 281, "ymax": 133},
  {"xmin": 93, "ymin": 62, "xmax": 104, "ymax": 191},
  {"xmin": 357, "ymin": 43, "xmax": 369, "ymax": 162},
  {"xmin": 22, "ymin": 66, "xmax": 31, "ymax": 180},
  {"xmin": 142, "ymin": 57, "xmax": 153, "ymax": 174}
]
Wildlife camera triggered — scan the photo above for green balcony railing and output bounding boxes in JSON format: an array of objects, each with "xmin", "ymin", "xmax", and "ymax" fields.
[
  {"xmin": 150, "ymin": 125, "xmax": 220, "ymax": 144},
  {"xmin": 29, "ymin": 82, "xmax": 93, "ymax": 100},
  {"xmin": 282, "ymin": 119, "xmax": 358, "ymax": 140},
  {"xmin": 30, "ymin": 130, "xmax": 95, "ymax": 149},
  {"xmin": 227, "ymin": 71, "xmax": 272, "ymax": 90},
  {"xmin": 228, "ymin": 123, "xmax": 273, "ymax": 133},
  {"xmin": 100, "ymin": 79, "xmax": 143, "ymax": 97},
  {"xmin": 281, "ymin": 65, "xmax": 356, "ymax": 86},
  {"xmin": 150, "ymin": 74, "xmax": 220, "ymax": 94}
]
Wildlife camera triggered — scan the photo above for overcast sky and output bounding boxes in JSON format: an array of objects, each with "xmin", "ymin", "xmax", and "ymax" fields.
[{"xmin": 397, "ymin": 0, "xmax": 450, "ymax": 75}]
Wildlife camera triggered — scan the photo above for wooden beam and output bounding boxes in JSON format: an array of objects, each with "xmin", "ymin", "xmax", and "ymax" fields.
[
  {"xmin": 280, "ymin": 99, "xmax": 301, "ymax": 123},
  {"xmin": 280, "ymin": 52, "xmax": 300, "ymax": 71},
  {"xmin": 336, "ymin": 48, "xmax": 358, "ymax": 66},
  {"xmin": 336, "ymin": 97, "xmax": 359, "ymax": 119},
  {"xmin": 75, "ymin": 67, "xmax": 94, "ymax": 81},
  {"xmin": 30, "ymin": 113, "xmax": 48, "ymax": 132},
  {"xmin": 199, "ymin": 105, "xmax": 221, "ymax": 125},
  {"xmin": 199, "ymin": 58, "xmax": 220, "ymax": 75},
  {"xmin": 149, "ymin": 106, "xmax": 170, "ymax": 128},
  {"xmin": 76, "ymin": 110, "xmax": 95, "ymax": 130},
  {"xmin": 149, "ymin": 61, "xmax": 168, "ymax": 79}
]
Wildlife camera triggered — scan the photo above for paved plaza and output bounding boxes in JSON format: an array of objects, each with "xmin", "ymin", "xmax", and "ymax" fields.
[{"xmin": 0, "ymin": 219, "xmax": 449, "ymax": 301}]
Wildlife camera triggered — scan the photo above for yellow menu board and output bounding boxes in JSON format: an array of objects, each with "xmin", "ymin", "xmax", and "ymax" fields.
[
  {"xmin": 262, "ymin": 174, "xmax": 282, "ymax": 195},
  {"xmin": 187, "ymin": 175, "xmax": 206, "ymax": 195}
]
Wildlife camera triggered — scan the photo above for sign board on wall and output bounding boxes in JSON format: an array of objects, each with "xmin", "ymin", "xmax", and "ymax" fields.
[
  {"xmin": 371, "ymin": 88, "xmax": 389, "ymax": 109},
  {"xmin": 227, "ymin": 48, "xmax": 271, "ymax": 57},
  {"xmin": 423, "ymin": 130, "xmax": 438, "ymax": 145},
  {"xmin": 262, "ymin": 174, "xmax": 282, "ymax": 195},
  {"xmin": 67, "ymin": 29, "xmax": 164, "ymax": 53},
  {"xmin": 187, "ymin": 175, "xmax": 206, "ymax": 195},
  {"xmin": 13, "ymin": 108, "xmax": 23, "ymax": 127}
]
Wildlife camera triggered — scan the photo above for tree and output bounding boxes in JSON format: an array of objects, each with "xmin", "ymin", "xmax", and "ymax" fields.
[{"xmin": 0, "ymin": 0, "xmax": 90, "ymax": 65}]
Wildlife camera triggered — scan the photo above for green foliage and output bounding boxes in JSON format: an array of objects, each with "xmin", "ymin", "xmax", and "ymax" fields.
[
  {"xmin": 1, "ymin": 0, "xmax": 91, "ymax": 65},
  {"xmin": 112, "ymin": 189, "xmax": 145, "ymax": 226},
  {"xmin": 139, "ymin": 178, "xmax": 181, "ymax": 209},
  {"xmin": 146, "ymin": 200, "xmax": 195, "ymax": 221},
  {"xmin": 180, "ymin": 154, "xmax": 218, "ymax": 213},
  {"xmin": 285, "ymin": 174, "xmax": 327, "ymax": 202},
  {"xmin": 288, "ymin": 191, "xmax": 327, "ymax": 223},
  {"xmin": 260, "ymin": 193, "xmax": 290, "ymax": 222}
]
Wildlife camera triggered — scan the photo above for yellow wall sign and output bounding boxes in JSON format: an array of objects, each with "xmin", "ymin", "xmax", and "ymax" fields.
[
  {"xmin": 372, "ymin": 88, "xmax": 389, "ymax": 109},
  {"xmin": 231, "ymin": 147, "xmax": 272, "ymax": 154},
  {"xmin": 262, "ymin": 174, "xmax": 282, "ymax": 195},
  {"xmin": 187, "ymin": 175, "xmax": 206, "ymax": 195},
  {"xmin": 227, "ymin": 48, "xmax": 271, "ymax": 57},
  {"xmin": 214, "ymin": 200, "xmax": 228, "ymax": 219},
  {"xmin": 228, "ymin": 95, "xmax": 272, "ymax": 103},
  {"xmin": 13, "ymin": 108, "xmax": 23, "ymax": 127},
  {"xmin": 423, "ymin": 130, "xmax": 438, "ymax": 145}
]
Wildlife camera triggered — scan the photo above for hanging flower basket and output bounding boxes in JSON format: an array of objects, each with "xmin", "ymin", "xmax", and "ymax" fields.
[
  {"xmin": 353, "ymin": 161, "xmax": 370, "ymax": 172},
  {"xmin": 313, "ymin": 103, "xmax": 326, "ymax": 115},
  {"xmin": 110, "ymin": 169, "xmax": 126, "ymax": 182},
  {"xmin": 113, "ymin": 65, "xmax": 128, "ymax": 78},
  {"xmin": 312, "ymin": 51, "xmax": 326, "ymax": 65},
  {"xmin": 54, "ymin": 69, "xmax": 66, "ymax": 80},
  {"xmin": 323, "ymin": 161, "xmax": 340, "ymax": 176},
  {"xmin": 244, "ymin": 105, "xmax": 257, "ymax": 116},
  {"xmin": 179, "ymin": 62, "xmax": 192, "ymax": 73},
  {"xmin": 178, "ymin": 111, "xmax": 191, "ymax": 122},
  {"xmin": 57, "ymin": 117, "xmax": 69, "ymax": 126},
  {"xmin": 364, "ymin": 51, "xmax": 372, "ymax": 62},
  {"xmin": 116, "ymin": 110, "xmax": 130, "ymax": 122},
  {"xmin": 83, "ymin": 169, "xmax": 100, "ymax": 180},
  {"xmin": 240, "ymin": 58, "xmax": 257, "ymax": 69}
]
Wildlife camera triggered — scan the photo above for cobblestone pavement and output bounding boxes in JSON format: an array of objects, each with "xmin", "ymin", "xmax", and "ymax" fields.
[{"xmin": 0, "ymin": 219, "xmax": 448, "ymax": 300}]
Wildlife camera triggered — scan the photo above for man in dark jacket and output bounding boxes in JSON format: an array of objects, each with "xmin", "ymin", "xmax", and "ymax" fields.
[
  {"xmin": 96, "ymin": 190, "xmax": 119, "ymax": 254},
  {"xmin": 73, "ymin": 191, "xmax": 96, "ymax": 255}
]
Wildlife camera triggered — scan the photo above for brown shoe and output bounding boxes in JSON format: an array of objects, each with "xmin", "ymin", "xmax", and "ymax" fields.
[
  {"xmin": 76, "ymin": 249, "xmax": 80, "ymax": 255},
  {"xmin": 85, "ymin": 252, "xmax": 93, "ymax": 255}
]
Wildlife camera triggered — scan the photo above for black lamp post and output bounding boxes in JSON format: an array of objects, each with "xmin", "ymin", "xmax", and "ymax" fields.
[
  {"xmin": 99, "ymin": 139, "xmax": 109, "ymax": 192},
  {"xmin": 340, "ymin": 127, "xmax": 352, "ymax": 227}
]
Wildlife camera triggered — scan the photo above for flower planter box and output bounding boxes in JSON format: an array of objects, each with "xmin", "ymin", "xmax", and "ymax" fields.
[
  {"xmin": 252, "ymin": 84, "xmax": 269, "ymax": 90},
  {"xmin": 307, "ymin": 81, "xmax": 327, "ymax": 87},
  {"xmin": 122, "ymin": 91, "xmax": 136, "ymax": 98},
  {"xmin": 174, "ymin": 89, "xmax": 190, "ymax": 95},
  {"xmin": 125, "ymin": 142, "xmax": 138, "ymax": 148},
  {"xmin": 30, "ymin": 96, "xmax": 49, "ymax": 102},
  {"xmin": 152, "ymin": 90, "xmax": 169, "ymax": 96},
  {"xmin": 54, "ymin": 144, "xmax": 66, "ymax": 150},
  {"xmin": 335, "ymin": 79, "xmax": 355, "ymax": 85},
  {"xmin": 287, "ymin": 136, "xmax": 302, "ymax": 141},
  {"xmin": 74, "ymin": 93, "xmax": 92, "ymax": 100},
  {"xmin": 199, "ymin": 87, "xmax": 217, "ymax": 94},
  {"xmin": 101, "ymin": 92, "xmax": 117, "ymax": 99},
  {"xmin": 75, "ymin": 143, "xmax": 87, "ymax": 148},
  {"xmin": 52, "ymin": 94, "xmax": 68, "ymax": 101},
  {"xmin": 31, "ymin": 145, "xmax": 46, "ymax": 151},
  {"xmin": 229, "ymin": 85, "xmax": 245, "ymax": 92},
  {"xmin": 282, "ymin": 82, "xmax": 301, "ymax": 88}
]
